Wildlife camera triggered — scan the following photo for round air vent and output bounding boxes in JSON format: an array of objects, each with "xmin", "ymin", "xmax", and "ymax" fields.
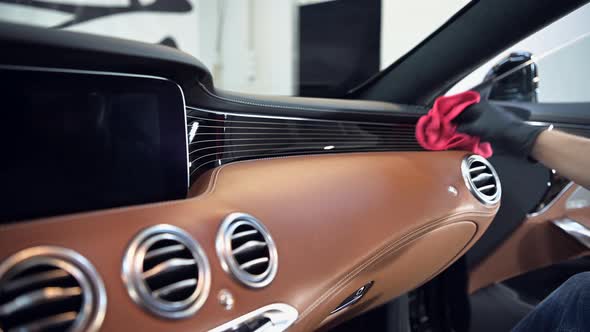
[
  {"xmin": 461, "ymin": 155, "xmax": 502, "ymax": 205},
  {"xmin": 0, "ymin": 246, "xmax": 106, "ymax": 332},
  {"xmin": 216, "ymin": 213, "xmax": 278, "ymax": 288},
  {"xmin": 122, "ymin": 224, "xmax": 210, "ymax": 319}
]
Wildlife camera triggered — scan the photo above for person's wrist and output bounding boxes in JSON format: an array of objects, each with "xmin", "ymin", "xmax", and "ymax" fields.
[
  {"xmin": 508, "ymin": 123, "xmax": 547, "ymax": 158},
  {"xmin": 530, "ymin": 128, "xmax": 551, "ymax": 160}
]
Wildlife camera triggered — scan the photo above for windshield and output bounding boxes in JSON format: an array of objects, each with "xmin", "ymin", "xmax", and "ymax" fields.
[{"xmin": 0, "ymin": 0, "xmax": 470, "ymax": 97}]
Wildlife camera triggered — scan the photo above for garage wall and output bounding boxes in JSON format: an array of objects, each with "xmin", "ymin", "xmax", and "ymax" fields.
[
  {"xmin": 198, "ymin": 0, "xmax": 297, "ymax": 96},
  {"xmin": 380, "ymin": 0, "xmax": 470, "ymax": 70}
]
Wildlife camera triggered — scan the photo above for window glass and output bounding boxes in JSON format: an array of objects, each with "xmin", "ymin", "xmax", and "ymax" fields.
[{"xmin": 449, "ymin": 3, "xmax": 590, "ymax": 103}]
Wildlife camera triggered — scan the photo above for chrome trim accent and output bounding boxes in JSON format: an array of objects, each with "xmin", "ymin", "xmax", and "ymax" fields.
[
  {"xmin": 0, "ymin": 246, "xmax": 107, "ymax": 332},
  {"xmin": 231, "ymin": 229, "xmax": 259, "ymax": 240},
  {"xmin": 178, "ymin": 79, "xmax": 190, "ymax": 191},
  {"xmin": 0, "ymin": 64, "xmax": 176, "ymax": 81},
  {"xmin": 527, "ymin": 182, "xmax": 574, "ymax": 218},
  {"xmin": 566, "ymin": 185, "xmax": 590, "ymax": 210},
  {"xmin": 144, "ymin": 244, "xmax": 186, "ymax": 261},
  {"xmin": 0, "ymin": 64, "xmax": 190, "ymax": 193},
  {"xmin": 0, "ymin": 286, "xmax": 81, "ymax": 315},
  {"xmin": 2, "ymin": 269, "xmax": 69, "ymax": 292},
  {"xmin": 208, "ymin": 303, "xmax": 298, "ymax": 332},
  {"xmin": 526, "ymin": 121, "xmax": 553, "ymax": 127},
  {"xmin": 121, "ymin": 224, "xmax": 211, "ymax": 319},
  {"xmin": 186, "ymin": 105, "xmax": 416, "ymax": 127},
  {"xmin": 461, "ymin": 155, "xmax": 502, "ymax": 206},
  {"xmin": 189, "ymin": 124, "xmax": 400, "ymax": 133},
  {"xmin": 239, "ymin": 257, "xmax": 270, "ymax": 270},
  {"xmin": 11, "ymin": 311, "xmax": 78, "ymax": 331},
  {"xmin": 217, "ymin": 289, "xmax": 235, "ymax": 311},
  {"xmin": 142, "ymin": 258, "xmax": 196, "ymax": 280},
  {"xmin": 187, "ymin": 113, "xmax": 402, "ymax": 128},
  {"xmin": 552, "ymin": 218, "xmax": 590, "ymax": 249},
  {"xmin": 469, "ymin": 165, "xmax": 487, "ymax": 173},
  {"xmin": 216, "ymin": 213, "xmax": 278, "ymax": 289},
  {"xmin": 231, "ymin": 241, "xmax": 267, "ymax": 256},
  {"xmin": 526, "ymin": 120, "xmax": 590, "ymax": 131},
  {"xmin": 478, "ymin": 184, "xmax": 496, "ymax": 193},
  {"xmin": 471, "ymin": 173, "xmax": 494, "ymax": 183},
  {"xmin": 152, "ymin": 279, "xmax": 198, "ymax": 299}
]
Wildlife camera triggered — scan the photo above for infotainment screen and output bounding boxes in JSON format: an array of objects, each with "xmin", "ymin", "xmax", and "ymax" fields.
[{"xmin": 0, "ymin": 67, "xmax": 188, "ymax": 222}]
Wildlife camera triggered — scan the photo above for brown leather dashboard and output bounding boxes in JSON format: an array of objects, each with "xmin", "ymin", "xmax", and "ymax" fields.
[{"xmin": 0, "ymin": 151, "xmax": 498, "ymax": 331}]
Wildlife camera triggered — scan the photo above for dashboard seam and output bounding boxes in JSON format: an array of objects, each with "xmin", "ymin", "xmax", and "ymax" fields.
[{"xmin": 298, "ymin": 211, "xmax": 494, "ymax": 324}]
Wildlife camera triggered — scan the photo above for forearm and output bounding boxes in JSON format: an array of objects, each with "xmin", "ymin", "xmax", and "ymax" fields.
[{"xmin": 531, "ymin": 130, "xmax": 590, "ymax": 190}]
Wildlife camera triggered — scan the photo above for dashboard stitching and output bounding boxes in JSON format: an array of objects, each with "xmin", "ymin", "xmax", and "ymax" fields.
[
  {"xmin": 206, "ymin": 151, "xmax": 436, "ymax": 187},
  {"xmin": 298, "ymin": 211, "xmax": 495, "ymax": 323},
  {"xmin": 320, "ymin": 228, "xmax": 480, "ymax": 330}
]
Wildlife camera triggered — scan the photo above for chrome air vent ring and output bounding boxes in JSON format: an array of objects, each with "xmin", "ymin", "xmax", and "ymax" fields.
[
  {"xmin": 461, "ymin": 155, "xmax": 502, "ymax": 206},
  {"xmin": 122, "ymin": 224, "xmax": 211, "ymax": 319},
  {"xmin": 216, "ymin": 213, "xmax": 278, "ymax": 288},
  {"xmin": 0, "ymin": 246, "xmax": 106, "ymax": 332}
]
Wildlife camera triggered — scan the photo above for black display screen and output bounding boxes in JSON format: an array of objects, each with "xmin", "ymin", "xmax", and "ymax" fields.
[{"xmin": 0, "ymin": 67, "xmax": 188, "ymax": 222}]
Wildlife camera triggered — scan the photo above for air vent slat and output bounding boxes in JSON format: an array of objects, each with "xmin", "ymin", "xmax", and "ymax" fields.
[
  {"xmin": 122, "ymin": 225, "xmax": 210, "ymax": 319},
  {"xmin": 9, "ymin": 311, "xmax": 78, "ymax": 332},
  {"xmin": 477, "ymin": 184, "xmax": 496, "ymax": 193},
  {"xmin": 462, "ymin": 155, "xmax": 501, "ymax": 205},
  {"xmin": 217, "ymin": 213, "xmax": 278, "ymax": 288},
  {"xmin": 152, "ymin": 279, "xmax": 197, "ymax": 299},
  {"xmin": 239, "ymin": 257, "xmax": 270, "ymax": 271},
  {"xmin": 0, "ymin": 247, "xmax": 106, "ymax": 332},
  {"xmin": 231, "ymin": 241, "xmax": 267, "ymax": 256},
  {"xmin": 0, "ymin": 286, "xmax": 81, "ymax": 316},
  {"xmin": 144, "ymin": 244, "xmax": 186, "ymax": 261},
  {"xmin": 142, "ymin": 258, "xmax": 196, "ymax": 280},
  {"xmin": 231, "ymin": 230, "xmax": 259, "ymax": 241},
  {"xmin": 471, "ymin": 172, "xmax": 493, "ymax": 184},
  {"xmin": 469, "ymin": 165, "xmax": 487, "ymax": 173},
  {"xmin": 2, "ymin": 269, "xmax": 70, "ymax": 293}
]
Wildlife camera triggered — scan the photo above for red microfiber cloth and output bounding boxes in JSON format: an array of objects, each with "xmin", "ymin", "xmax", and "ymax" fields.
[{"xmin": 415, "ymin": 90, "xmax": 493, "ymax": 158}]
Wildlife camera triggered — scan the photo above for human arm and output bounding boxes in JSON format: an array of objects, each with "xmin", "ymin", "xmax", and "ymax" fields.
[
  {"xmin": 455, "ymin": 100, "xmax": 590, "ymax": 190},
  {"xmin": 531, "ymin": 129, "xmax": 590, "ymax": 190}
]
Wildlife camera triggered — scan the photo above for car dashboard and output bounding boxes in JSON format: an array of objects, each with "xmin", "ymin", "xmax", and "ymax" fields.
[{"xmin": 0, "ymin": 23, "xmax": 501, "ymax": 332}]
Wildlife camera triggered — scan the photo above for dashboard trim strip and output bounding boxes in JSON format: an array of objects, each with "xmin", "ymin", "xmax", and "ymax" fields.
[{"xmin": 186, "ymin": 106, "xmax": 415, "ymax": 127}]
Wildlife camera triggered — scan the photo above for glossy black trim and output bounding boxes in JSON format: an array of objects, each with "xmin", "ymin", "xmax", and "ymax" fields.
[
  {"xmin": 186, "ymin": 106, "xmax": 423, "ymax": 182},
  {"xmin": 497, "ymin": 101, "xmax": 590, "ymax": 128}
]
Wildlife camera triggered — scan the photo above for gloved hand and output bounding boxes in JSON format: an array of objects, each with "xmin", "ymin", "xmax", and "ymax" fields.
[{"xmin": 454, "ymin": 100, "xmax": 546, "ymax": 158}]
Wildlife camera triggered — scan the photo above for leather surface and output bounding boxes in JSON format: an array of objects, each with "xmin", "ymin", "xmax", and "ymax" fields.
[
  {"xmin": 469, "ymin": 183, "xmax": 590, "ymax": 293},
  {"xmin": 0, "ymin": 151, "xmax": 497, "ymax": 331},
  {"xmin": 317, "ymin": 222, "xmax": 477, "ymax": 331}
]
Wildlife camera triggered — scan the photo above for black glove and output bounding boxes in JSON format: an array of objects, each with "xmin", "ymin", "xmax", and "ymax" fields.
[{"xmin": 454, "ymin": 100, "xmax": 546, "ymax": 158}]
